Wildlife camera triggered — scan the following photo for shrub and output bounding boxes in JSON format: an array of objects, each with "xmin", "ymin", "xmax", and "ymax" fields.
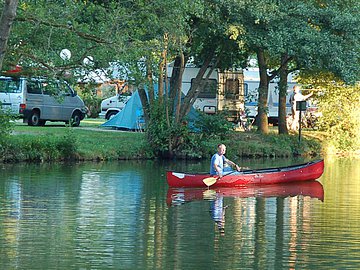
[
  {"xmin": 1, "ymin": 127, "xmax": 78, "ymax": 162},
  {"xmin": 146, "ymin": 103, "xmax": 207, "ymax": 159},
  {"xmin": 0, "ymin": 109, "xmax": 16, "ymax": 141},
  {"xmin": 299, "ymin": 75, "xmax": 360, "ymax": 154},
  {"xmin": 316, "ymin": 83, "xmax": 360, "ymax": 154},
  {"xmin": 193, "ymin": 111, "xmax": 235, "ymax": 140},
  {"xmin": 76, "ymin": 85, "xmax": 102, "ymax": 118}
]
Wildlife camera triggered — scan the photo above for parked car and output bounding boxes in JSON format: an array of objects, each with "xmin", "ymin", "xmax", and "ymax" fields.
[
  {"xmin": 0, "ymin": 76, "xmax": 87, "ymax": 126},
  {"xmin": 99, "ymin": 94, "xmax": 131, "ymax": 120}
]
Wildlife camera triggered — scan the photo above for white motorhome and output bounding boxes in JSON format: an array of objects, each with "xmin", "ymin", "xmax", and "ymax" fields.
[
  {"xmin": 97, "ymin": 65, "xmax": 295, "ymax": 124},
  {"xmin": 243, "ymin": 68, "xmax": 296, "ymax": 124},
  {"xmin": 166, "ymin": 66, "xmax": 296, "ymax": 124},
  {"xmin": 101, "ymin": 66, "xmax": 245, "ymax": 122},
  {"xmin": 0, "ymin": 76, "xmax": 87, "ymax": 126},
  {"xmin": 167, "ymin": 65, "xmax": 245, "ymax": 122}
]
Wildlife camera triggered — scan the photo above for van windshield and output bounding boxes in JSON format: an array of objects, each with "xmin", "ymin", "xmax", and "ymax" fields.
[{"xmin": 0, "ymin": 78, "xmax": 21, "ymax": 93}]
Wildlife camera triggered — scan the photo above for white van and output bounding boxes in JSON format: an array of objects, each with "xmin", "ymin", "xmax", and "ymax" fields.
[
  {"xmin": 99, "ymin": 94, "xmax": 131, "ymax": 120},
  {"xmin": 0, "ymin": 76, "xmax": 87, "ymax": 126}
]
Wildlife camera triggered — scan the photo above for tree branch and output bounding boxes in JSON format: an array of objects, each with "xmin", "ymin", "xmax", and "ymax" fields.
[{"xmin": 16, "ymin": 16, "xmax": 111, "ymax": 44}]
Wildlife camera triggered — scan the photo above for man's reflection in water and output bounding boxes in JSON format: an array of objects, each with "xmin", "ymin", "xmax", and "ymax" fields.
[{"xmin": 209, "ymin": 194, "xmax": 228, "ymax": 235}]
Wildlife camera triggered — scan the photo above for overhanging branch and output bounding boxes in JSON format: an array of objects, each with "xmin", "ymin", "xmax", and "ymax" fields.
[{"xmin": 16, "ymin": 16, "xmax": 111, "ymax": 45}]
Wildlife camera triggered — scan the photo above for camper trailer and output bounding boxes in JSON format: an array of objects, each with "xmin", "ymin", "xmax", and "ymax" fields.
[
  {"xmin": 167, "ymin": 65, "xmax": 245, "ymax": 122},
  {"xmin": 100, "ymin": 65, "xmax": 296, "ymax": 128},
  {"xmin": 167, "ymin": 66, "xmax": 296, "ymax": 124},
  {"xmin": 243, "ymin": 68, "xmax": 296, "ymax": 124}
]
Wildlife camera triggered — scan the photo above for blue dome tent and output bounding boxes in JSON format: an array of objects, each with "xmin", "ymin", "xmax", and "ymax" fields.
[
  {"xmin": 100, "ymin": 90, "xmax": 145, "ymax": 131},
  {"xmin": 100, "ymin": 89, "xmax": 200, "ymax": 131}
]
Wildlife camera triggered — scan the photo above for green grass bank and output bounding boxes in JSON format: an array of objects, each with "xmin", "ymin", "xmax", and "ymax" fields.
[{"xmin": 0, "ymin": 119, "xmax": 323, "ymax": 163}]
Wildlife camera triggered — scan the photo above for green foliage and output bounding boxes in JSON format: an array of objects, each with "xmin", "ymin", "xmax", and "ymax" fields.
[
  {"xmin": 3, "ymin": 121, "xmax": 152, "ymax": 162},
  {"xmin": 222, "ymin": 0, "xmax": 360, "ymax": 133},
  {"xmin": 300, "ymin": 75, "xmax": 360, "ymax": 154},
  {"xmin": 146, "ymin": 106, "xmax": 168, "ymax": 156},
  {"xmin": 193, "ymin": 111, "xmax": 235, "ymax": 140},
  {"xmin": 0, "ymin": 109, "xmax": 16, "ymax": 142},
  {"xmin": 3, "ymin": 0, "xmax": 358, "ymax": 158},
  {"xmin": 145, "ymin": 106, "xmax": 322, "ymax": 159},
  {"xmin": 318, "ymin": 84, "xmax": 360, "ymax": 153},
  {"xmin": 2, "ymin": 120, "xmax": 323, "ymax": 162},
  {"xmin": 58, "ymin": 128, "xmax": 78, "ymax": 158},
  {"xmin": 146, "ymin": 102, "xmax": 205, "ymax": 158},
  {"xmin": 1, "ymin": 127, "xmax": 78, "ymax": 162},
  {"xmin": 76, "ymin": 85, "xmax": 101, "ymax": 118},
  {"xmin": 222, "ymin": 132, "xmax": 322, "ymax": 158},
  {"xmin": 0, "ymin": 106, "xmax": 18, "ymax": 149}
]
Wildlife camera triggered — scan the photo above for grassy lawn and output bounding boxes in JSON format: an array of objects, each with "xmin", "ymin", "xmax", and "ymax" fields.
[
  {"xmin": 4, "ymin": 118, "xmax": 324, "ymax": 162},
  {"xmin": 13, "ymin": 117, "xmax": 106, "ymax": 129},
  {"xmin": 8, "ymin": 118, "xmax": 151, "ymax": 161}
]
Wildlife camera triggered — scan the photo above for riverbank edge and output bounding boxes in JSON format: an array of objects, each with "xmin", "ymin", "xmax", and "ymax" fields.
[{"xmin": 0, "ymin": 129, "xmax": 324, "ymax": 163}]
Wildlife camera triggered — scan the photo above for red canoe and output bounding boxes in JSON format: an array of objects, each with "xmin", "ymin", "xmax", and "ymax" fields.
[
  {"xmin": 166, "ymin": 159, "xmax": 324, "ymax": 188},
  {"xmin": 167, "ymin": 181, "xmax": 324, "ymax": 206}
]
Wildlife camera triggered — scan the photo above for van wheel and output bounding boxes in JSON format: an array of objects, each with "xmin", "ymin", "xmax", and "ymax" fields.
[
  {"xmin": 106, "ymin": 111, "xmax": 118, "ymax": 120},
  {"xmin": 28, "ymin": 111, "xmax": 42, "ymax": 126},
  {"xmin": 70, "ymin": 112, "xmax": 81, "ymax": 127}
]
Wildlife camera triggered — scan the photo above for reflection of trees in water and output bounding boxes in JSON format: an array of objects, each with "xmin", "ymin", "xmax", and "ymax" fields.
[{"xmin": 207, "ymin": 195, "xmax": 317, "ymax": 268}]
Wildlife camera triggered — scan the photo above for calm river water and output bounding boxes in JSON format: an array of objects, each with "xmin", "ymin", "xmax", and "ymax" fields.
[{"xmin": 0, "ymin": 157, "xmax": 359, "ymax": 270}]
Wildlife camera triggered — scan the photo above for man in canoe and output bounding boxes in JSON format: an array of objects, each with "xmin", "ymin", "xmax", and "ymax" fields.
[{"xmin": 210, "ymin": 144, "xmax": 241, "ymax": 177}]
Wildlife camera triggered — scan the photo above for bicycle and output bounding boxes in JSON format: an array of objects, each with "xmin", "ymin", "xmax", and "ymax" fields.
[
  {"xmin": 287, "ymin": 110, "xmax": 318, "ymax": 131},
  {"xmin": 238, "ymin": 111, "xmax": 254, "ymax": 132}
]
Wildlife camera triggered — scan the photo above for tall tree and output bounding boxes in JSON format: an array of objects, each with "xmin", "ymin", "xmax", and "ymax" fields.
[
  {"xmin": 224, "ymin": 0, "xmax": 359, "ymax": 134},
  {"xmin": 4, "ymin": 0, "xmax": 358, "ymax": 155},
  {"xmin": 0, "ymin": 0, "xmax": 19, "ymax": 71}
]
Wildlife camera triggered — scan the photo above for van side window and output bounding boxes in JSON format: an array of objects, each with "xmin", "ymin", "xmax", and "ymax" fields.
[
  {"xmin": 27, "ymin": 81, "xmax": 42, "ymax": 94},
  {"xmin": 59, "ymin": 82, "xmax": 72, "ymax": 96},
  {"xmin": 42, "ymin": 81, "xmax": 57, "ymax": 95}
]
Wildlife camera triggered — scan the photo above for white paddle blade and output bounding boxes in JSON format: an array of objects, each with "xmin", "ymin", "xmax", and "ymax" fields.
[{"xmin": 203, "ymin": 177, "xmax": 217, "ymax": 187}]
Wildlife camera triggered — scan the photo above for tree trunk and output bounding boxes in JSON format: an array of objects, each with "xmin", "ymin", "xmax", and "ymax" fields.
[
  {"xmin": 179, "ymin": 50, "xmax": 215, "ymax": 119},
  {"xmin": 0, "ymin": 0, "xmax": 19, "ymax": 71},
  {"xmin": 166, "ymin": 53, "xmax": 185, "ymax": 158},
  {"xmin": 138, "ymin": 87, "xmax": 149, "ymax": 123},
  {"xmin": 256, "ymin": 49, "xmax": 269, "ymax": 134},
  {"xmin": 169, "ymin": 53, "xmax": 185, "ymax": 124},
  {"xmin": 146, "ymin": 59, "xmax": 154, "ymax": 106},
  {"xmin": 169, "ymin": 56, "xmax": 182, "ymax": 101},
  {"xmin": 158, "ymin": 50, "xmax": 165, "ymax": 105},
  {"xmin": 278, "ymin": 54, "xmax": 289, "ymax": 134}
]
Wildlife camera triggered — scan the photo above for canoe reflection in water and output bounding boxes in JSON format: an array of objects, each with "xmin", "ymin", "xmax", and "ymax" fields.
[{"xmin": 167, "ymin": 181, "xmax": 324, "ymax": 234}]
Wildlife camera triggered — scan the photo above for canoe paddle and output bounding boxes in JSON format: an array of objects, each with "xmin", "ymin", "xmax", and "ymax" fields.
[
  {"xmin": 203, "ymin": 170, "xmax": 238, "ymax": 187},
  {"xmin": 203, "ymin": 176, "xmax": 218, "ymax": 187}
]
